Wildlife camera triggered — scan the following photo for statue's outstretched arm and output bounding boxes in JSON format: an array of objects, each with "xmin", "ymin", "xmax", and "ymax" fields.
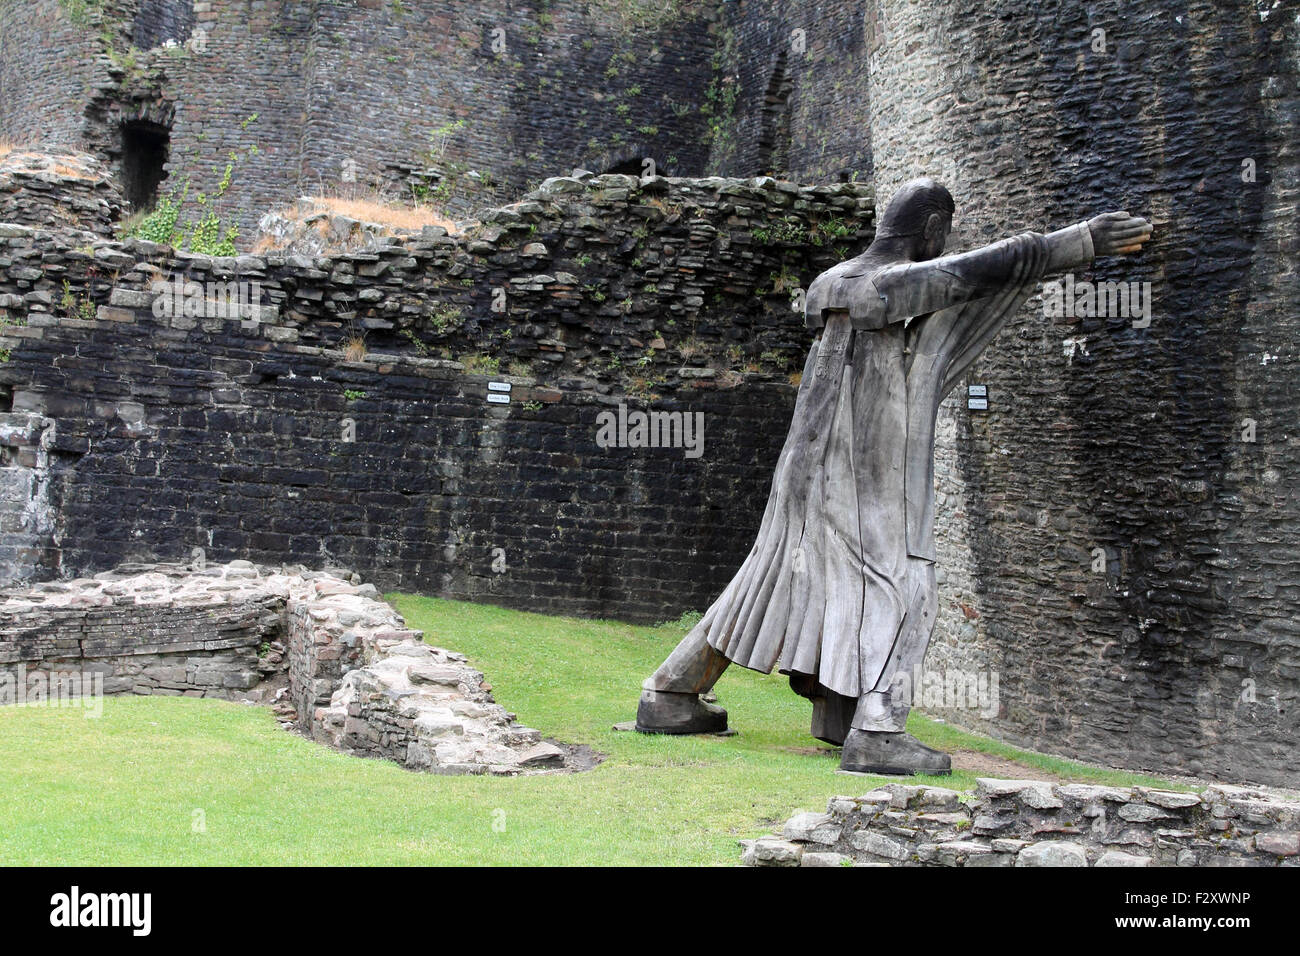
[{"xmin": 839, "ymin": 212, "xmax": 1152, "ymax": 328}]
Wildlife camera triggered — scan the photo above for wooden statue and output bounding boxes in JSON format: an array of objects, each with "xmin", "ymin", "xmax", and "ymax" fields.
[{"xmin": 636, "ymin": 177, "xmax": 1153, "ymax": 775}]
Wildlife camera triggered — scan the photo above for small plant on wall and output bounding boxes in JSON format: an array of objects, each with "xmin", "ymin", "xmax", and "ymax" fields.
[{"xmin": 121, "ymin": 120, "xmax": 260, "ymax": 255}]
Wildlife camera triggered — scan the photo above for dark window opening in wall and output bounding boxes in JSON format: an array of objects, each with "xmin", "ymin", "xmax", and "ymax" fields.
[
  {"xmin": 757, "ymin": 53, "xmax": 793, "ymax": 178},
  {"xmin": 121, "ymin": 122, "xmax": 170, "ymax": 212}
]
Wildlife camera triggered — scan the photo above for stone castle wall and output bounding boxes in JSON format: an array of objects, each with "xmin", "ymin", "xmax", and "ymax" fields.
[
  {"xmin": 707, "ymin": 0, "xmax": 875, "ymax": 184},
  {"xmin": 0, "ymin": 173, "xmax": 872, "ymax": 620},
  {"xmin": 0, "ymin": 0, "xmax": 723, "ymax": 241},
  {"xmin": 0, "ymin": 0, "xmax": 104, "ymax": 148},
  {"xmin": 0, "ymin": 1, "xmax": 878, "ymax": 243},
  {"xmin": 0, "ymin": 149, "xmax": 124, "ymax": 238},
  {"xmin": 868, "ymin": 0, "xmax": 1300, "ymax": 786}
]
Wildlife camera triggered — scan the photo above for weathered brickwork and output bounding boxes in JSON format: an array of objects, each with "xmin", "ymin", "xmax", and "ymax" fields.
[
  {"xmin": 0, "ymin": 149, "xmax": 124, "ymax": 238},
  {"xmin": 869, "ymin": 0, "xmax": 1300, "ymax": 786},
  {"xmin": 0, "ymin": 174, "xmax": 872, "ymax": 620},
  {"xmin": 1, "ymin": 0, "xmax": 723, "ymax": 240},
  {"xmin": 707, "ymin": 0, "xmax": 874, "ymax": 184},
  {"xmin": 0, "ymin": 0, "xmax": 105, "ymax": 148}
]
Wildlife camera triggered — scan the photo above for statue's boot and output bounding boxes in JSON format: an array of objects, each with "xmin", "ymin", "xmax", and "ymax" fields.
[
  {"xmin": 635, "ymin": 689, "xmax": 728, "ymax": 734},
  {"xmin": 840, "ymin": 729, "xmax": 952, "ymax": 776}
]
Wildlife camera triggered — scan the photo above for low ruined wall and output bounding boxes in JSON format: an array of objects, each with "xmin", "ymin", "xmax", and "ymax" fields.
[
  {"xmin": 0, "ymin": 559, "xmax": 573, "ymax": 774},
  {"xmin": 744, "ymin": 779, "xmax": 1300, "ymax": 868},
  {"xmin": 289, "ymin": 593, "xmax": 569, "ymax": 774},
  {"xmin": 0, "ymin": 561, "xmax": 281, "ymax": 699},
  {"xmin": 0, "ymin": 150, "xmax": 122, "ymax": 239}
]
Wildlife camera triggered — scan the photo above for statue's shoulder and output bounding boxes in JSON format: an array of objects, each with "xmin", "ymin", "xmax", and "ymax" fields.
[{"xmin": 805, "ymin": 252, "xmax": 900, "ymax": 329}]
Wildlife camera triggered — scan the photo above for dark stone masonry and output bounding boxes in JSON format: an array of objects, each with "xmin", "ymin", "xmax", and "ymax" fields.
[
  {"xmin": 869, "ymin": 0, "xmax": 1300, "ymax": 787},
  {"xmin": 0, "ymin": 149, "xmax": 123, "ymax": 238},
  {"xmin": 0, "ymin": 172, "xmax": 873, "ymax": 622}
]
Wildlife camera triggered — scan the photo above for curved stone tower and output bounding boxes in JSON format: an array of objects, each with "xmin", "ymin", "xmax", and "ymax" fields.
[{"xmin": 867, "ymin": 0, "xmax": 1300, "ymax": 785}]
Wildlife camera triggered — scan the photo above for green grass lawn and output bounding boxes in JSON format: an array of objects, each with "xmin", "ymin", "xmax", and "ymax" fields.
[{"xmin": 0, "ymin": 595, "xmax": 1188, "ymax": 866}]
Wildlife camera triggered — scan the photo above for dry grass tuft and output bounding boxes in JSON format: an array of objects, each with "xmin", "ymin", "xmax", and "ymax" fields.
[
  {"xmin": 249, "ymin": 235, "xmax": 278, "ymax": 256},
  {"xmin": 0, "ymin": 143, "xmax": 98, "ymax": 181},
  {"xmin": 343, "ymin": 335, "xmax": 368, "ymax": 363},
  {"xmin": 302, "ymin": 194, "xmax": 460, "ymax": 235}
]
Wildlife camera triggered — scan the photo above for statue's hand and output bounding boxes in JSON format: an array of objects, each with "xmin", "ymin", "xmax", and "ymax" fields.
[{"xmin": 1088, "ymin": 211, "xmax": 1153, "ymax": 256}]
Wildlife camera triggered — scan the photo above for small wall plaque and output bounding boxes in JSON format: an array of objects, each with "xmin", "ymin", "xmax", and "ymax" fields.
[
  {"xmin": 968, "ymin": 384, "xmax": 988, "ymax": 410},
  {"xmin": 486, "ymin": 393, "xmax": 510, "ymax": 404},
  {"xmin": 487, "ymin": 381, "xmax": 512, "ymax": 393}
]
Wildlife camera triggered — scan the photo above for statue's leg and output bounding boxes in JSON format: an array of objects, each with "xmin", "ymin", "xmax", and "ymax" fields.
[
  {"xmin": 809, "ymin": 689, "xmax": 856, "ymax": 745},
  {"xmin": 789, "ymin": 673, "xmax": 855, "ymax": 746},
  {"xmin": 840, "ymin": 560, "xmax": 951, "ymax": 774},
  {"xmin": 635, "ymin": 627, "xmax": 731, "ymax": 734}
]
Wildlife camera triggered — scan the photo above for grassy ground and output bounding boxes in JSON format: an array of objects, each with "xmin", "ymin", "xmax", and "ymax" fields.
[{"xmin": 0, "ymin": 595, "xmax": 1188, "ymax": 866}]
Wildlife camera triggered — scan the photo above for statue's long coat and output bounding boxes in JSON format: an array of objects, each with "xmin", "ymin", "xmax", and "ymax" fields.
[{"xmin": 686, "ymin": 227, "xmax": 1087, "ymax": 700}]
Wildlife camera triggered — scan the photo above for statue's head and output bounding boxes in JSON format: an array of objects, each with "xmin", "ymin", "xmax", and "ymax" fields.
[{"xmin": 875, "ymin": 177, "xmax": 954, "ymax": 261}]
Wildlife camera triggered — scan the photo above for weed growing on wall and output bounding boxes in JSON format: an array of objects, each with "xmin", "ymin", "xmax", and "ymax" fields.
[
  {"xmin": 57, "ymin": 0, "xmax": 108, "ymax": 27},
  {"xmin": 122, "ymin": 180, "xmax": 238, "ymax": 256},
  {"xmin": 60, "ymin": 281, "xmax": 97, "ymax": 321},
  {"xmin": 121, "ymin": 140, "xmax": 254, "ymax": 256}
]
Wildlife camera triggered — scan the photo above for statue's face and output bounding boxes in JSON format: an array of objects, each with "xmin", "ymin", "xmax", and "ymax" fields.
[{"xmin": 917, "ymin": 213, "xmax": 952, "ymax": 261}]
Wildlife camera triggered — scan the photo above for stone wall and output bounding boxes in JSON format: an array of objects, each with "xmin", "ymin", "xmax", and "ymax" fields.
[
  {"xmin": 0, "ymin": 0, "xmax": 724, "ymax": 241},
  {"xmin": 0, "ymin": 560, "xmax": 283, "ymax": 699},
  {"xmin": 744, "ymin": 779, "xmax": 1300, "ymax": 868},
  {"xmin": 0, "ymin": 149, "xmax": 124, "ymax": 238},
  {"xmin": 0, "ymin": 412, "xmax": 67, "ymax": 587},
  {"xmin": 0, "ymin": 174, "xmax": 872, "ymax": 620},
  {"xmin": 0, "ymin": 559, "xmax": 576, "ymax": 773},
  {"xmin": 290, "ymin": 598, "xmax": 571, "ymax": 774},
  {"xmin": 708, "ymin": 0, "xmax": 874, "ymax": 184},
  {"xmin": 867, "ymin": 0, "xmax": 1300, "ymax": 787},
  {"xmin": 0, "ymin": 0, "xmax": 105, "ymax": 149}
]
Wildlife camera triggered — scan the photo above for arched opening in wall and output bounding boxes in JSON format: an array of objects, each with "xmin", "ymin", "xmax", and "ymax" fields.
[
  {"xmin": 120, "ymin": 121, "xmax": 170, "ymax": 212},
  {"xmin": 603, "ymin": 157, "xmax": 650, "ymax": 176},
  {"xmin": 757, "ymin": 53, "xmax": 793, "ymax": 178}
]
